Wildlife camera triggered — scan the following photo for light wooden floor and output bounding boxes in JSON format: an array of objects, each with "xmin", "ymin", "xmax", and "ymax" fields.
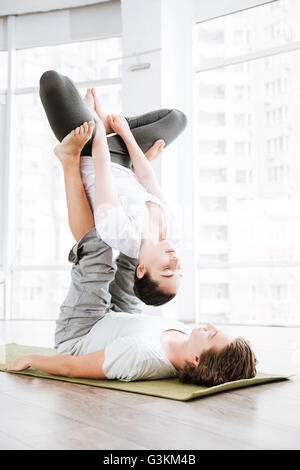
[{"xmin": 0, "ymin": 320, "xmax": 299, "ymax": 450}]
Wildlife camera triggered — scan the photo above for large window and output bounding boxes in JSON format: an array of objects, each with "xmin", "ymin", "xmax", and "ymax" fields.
[
  {"xmin": 3, "ymin": 36, "xmax": 122, "ymax": 319},
  {"xmin": 194, "ymin": 0, "xmax": 300, "ymax": 325},
  {"xmin": 16, "ymin": 38, "xmax": 121, "ymax": 88}
]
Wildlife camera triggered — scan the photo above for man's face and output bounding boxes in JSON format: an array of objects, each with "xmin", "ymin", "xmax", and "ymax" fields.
[{"xmin": 187, "ymin": 324, "xmax": 233, "ymax": 365}]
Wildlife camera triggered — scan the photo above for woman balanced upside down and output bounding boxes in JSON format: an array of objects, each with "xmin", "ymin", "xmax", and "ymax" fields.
[{"xmin": 6, "ymin": 71, "xmax": 257, "ymax": 385}]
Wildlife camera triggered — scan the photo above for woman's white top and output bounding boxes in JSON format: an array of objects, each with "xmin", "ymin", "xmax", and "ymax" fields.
[
  {"xmin": 80, "ymin": 157, "xmax": 180, "ymax": 259},
  {"xmin": 57, "ymin": 311, "xmax": 192, "ymax": 382}
]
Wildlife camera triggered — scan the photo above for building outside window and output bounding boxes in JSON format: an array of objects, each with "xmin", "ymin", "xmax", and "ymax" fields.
[{"xmin": 194, "ymin": 0, "xmax": 300, "ymax": 325}]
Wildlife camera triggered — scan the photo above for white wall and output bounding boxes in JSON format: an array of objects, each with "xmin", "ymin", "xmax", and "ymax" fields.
[
  {"xmin": 0, "ymin": 2, "xmax": 121, "ymax": 51},
  {"xmin": 14, "ymin": 2, "xmax": 121, "ymax": 50},
  {"xmin": 0, "ymin": 0, "xmax": 111, "ymax": 16}
]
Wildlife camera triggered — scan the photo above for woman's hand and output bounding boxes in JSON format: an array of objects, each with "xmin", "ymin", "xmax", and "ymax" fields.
[
  {"xmin": 6, "ymin": 355, "xmax": 32, "ymax": 372},
  {"xmin": 107, "ymin": 114, "xmax": 131, "ymax": 139}
]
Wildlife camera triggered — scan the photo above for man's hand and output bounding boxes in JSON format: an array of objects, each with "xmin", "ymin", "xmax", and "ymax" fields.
[
  {"xmin": 107, "ymin": 114, "xmax": 131, "ymax": 139},
  {"xmin": 6, "ymin": 355, "xmax": 32, "ymax": 372}
]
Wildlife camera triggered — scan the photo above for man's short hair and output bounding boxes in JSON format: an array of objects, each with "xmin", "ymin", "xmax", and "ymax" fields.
[
  {"xmin": 133, "ymin": 271, "xmax": 176, "ymax": 307},
  {"xmin": 178, "ymin": 337, "xmax": 257, "ymax": 386}
]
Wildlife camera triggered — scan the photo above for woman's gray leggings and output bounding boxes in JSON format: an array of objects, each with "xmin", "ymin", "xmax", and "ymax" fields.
[{"xmin": 39, "ymin": 70, "xmax": 187, "ymax": 168}]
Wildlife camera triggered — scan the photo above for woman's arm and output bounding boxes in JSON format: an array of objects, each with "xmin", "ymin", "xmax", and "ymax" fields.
[
  {"xmin": 6, "ymin": 350, "xmax": 107, "ymax": 379},
  {"xmin": 92, "ymin": 119, "xmax": 121, "ymax": 216},
  {"xmin": 107, "ymin": 114, "xmax": 167, "ymax": 204}
]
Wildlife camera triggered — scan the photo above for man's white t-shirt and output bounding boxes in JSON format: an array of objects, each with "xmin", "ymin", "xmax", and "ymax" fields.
[
  {"xmin": 57, "ymin": 311, "xmax": 192, "ymax": 382},
  {"xmin": 80, "ymin": 157, "xmax": 180, "ymax": 259}
]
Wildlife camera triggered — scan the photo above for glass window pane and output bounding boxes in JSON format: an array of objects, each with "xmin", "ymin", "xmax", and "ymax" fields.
[
  {"xmin": 198, "ymin": 267, "xmax": 300, "ymax": 326},
  {"xmin": 12, "ymin": 270, "xmax": 70, "ymax": 319},
  {"xmin": 196, "ymin": 0, "xmax": 298, "ymax": 68},
  {"xmin": 13, "ymin": 93, "xmax": 73, "ymax": 265},
  {"xmin": 13, "ymin": 84, "xmax": 121, "ymax": 266},
  {"xmin": 16, "ymin": 37, "xmax": 122, "ymax": 88},
  {"xmin": 194, "ymin": 48, "xmax": 300, "ymax": 325}
]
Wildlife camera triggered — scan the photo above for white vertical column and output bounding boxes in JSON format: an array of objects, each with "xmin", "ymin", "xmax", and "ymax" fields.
[
  {"xmin": 121, "ymin": 0, "xmax": 162, "ymax": 113},
  {"xmin": 121, "ymin": 0, "xmax": 163, "ymax": 184},
  {"xmin": 160, "ymin": 0, "xmax": 196, "ymax": 323},
  {"xmin": 121, "ymin": 0, "xmax": 196, "ymax": 322},
  {"xmin": 3, "ymin": 16, "xmax": 16, "ymax": 319}
]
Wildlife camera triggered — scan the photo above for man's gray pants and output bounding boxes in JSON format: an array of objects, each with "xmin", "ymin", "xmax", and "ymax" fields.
[{"xmin": 55, "ymin": 228, "xmax": 142, "ymax": 350}]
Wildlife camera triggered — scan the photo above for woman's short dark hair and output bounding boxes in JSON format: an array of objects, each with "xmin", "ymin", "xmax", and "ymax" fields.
[
  {"xmin": 133, "ymin": 271, "xmax": 176, "ymax": 306},
  {"xmin": 178, "ymin": 337, "xmax": 257, "ymax": 387}
]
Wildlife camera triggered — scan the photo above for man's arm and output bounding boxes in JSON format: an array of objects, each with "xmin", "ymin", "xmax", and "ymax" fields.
[
  {"xmin": 6, "ymin": 350, "xmax": 107, "ymax": 379},
  {"xmin": 107, "ymin": 114, "xmax": 167, "ymax": 204},
  {"xmin": 62, "ymin": 163, "xmax": 95, "ymax": 242}
]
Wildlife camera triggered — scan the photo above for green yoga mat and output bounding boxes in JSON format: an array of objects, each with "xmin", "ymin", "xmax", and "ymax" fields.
[{"xmin": 0, "ymin": 343, "xmax": 291, "ymax": 401}]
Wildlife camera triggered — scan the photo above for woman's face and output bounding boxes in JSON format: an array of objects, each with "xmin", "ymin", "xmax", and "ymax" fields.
[{"xmin": 136, "ymin": 240, "xmax": 183, "ymax": 294}]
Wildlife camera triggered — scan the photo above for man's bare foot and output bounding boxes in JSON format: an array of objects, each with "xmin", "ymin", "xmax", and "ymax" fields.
[
  {"xmin": 83, "ymin": 89, "xmax": 101, "ymax": 121},
  {"xmin": 54, "ymin": 121, "xmax": 94, "ymax": 167},
  {"xmin": 91, "ymin": 88, "xmax": 113, "ymax": 134},
  {"xmin": 144, "ymin": 139, "xmax": 165, "ymax": 162},
  {"xmin": 83, "ymin": 88, "xmax": 94, "ymax": 112}
]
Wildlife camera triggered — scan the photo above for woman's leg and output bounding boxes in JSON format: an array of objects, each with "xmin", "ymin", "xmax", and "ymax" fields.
[
  {"xmin": 39, "ymin": 70, "xmax": 187, "ymax": 166},
  {"xmin": 39, "ymin": 70, "xmax": 95, "ymax": 156},
  {"xmin": 107, "ymin": 108, "xmax": 187, "ymax": 168}
]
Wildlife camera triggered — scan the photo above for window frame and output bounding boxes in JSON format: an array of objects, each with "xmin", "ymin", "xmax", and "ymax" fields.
[{"xmin": 0, "ymin": 6, "xmax": 122, "ymax": 320}]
